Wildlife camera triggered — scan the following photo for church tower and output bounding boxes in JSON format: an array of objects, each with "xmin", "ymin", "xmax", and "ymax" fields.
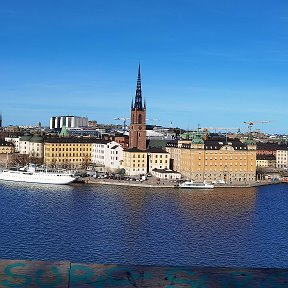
[{"xmin": 129, "ymin": 64, "xmax": 146, "ymax": 150}]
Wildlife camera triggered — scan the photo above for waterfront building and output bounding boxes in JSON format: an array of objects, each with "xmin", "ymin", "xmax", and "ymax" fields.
[
  {"xmin": 92, "ymin": 140, "xmax": 124, "ymax": 172},
  {"xmin": 44, "ymin": 137, "xmax": 96, "ymax": 168},
  {"xmin": 0, "ymin": 140, "xmax": 15, "ymax": 154},
  {"xmin": 121, "ymin": 148, "xmax": 148, "ymax": 176},
  {"xmin": 19, "ymin": 134, "xmax": 44, "ymax": 158},
  {"xmin": 256, "ymin": 155, "xmax": 276, "ymax": 168},
  {"xmin": 151, "ymin": 168, "xmax": 181, "ymax": 180},
  {"xmin": 5, "ymin": 137, "xmax": 20, "ymax": 152},
  {"xmin": 256, "ymin": 142, "xmax": 286, "ymax": 156},
  {"xmin": 50, "ymin": 116, "xmax": 88, "ymax": 130},
  {"xmin": 166, "ymin": 132, "xmax": 257, "ymax": 182},
  {"xmin": 147, "ymin": 148, "xmax": 170, "ymax": 172},
  {"xmin": 276, "ymin": 148, "xmax": 288, "ymax": 168}
]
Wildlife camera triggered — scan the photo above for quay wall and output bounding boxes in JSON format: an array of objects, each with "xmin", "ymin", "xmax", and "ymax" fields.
[
  {"xmin": 0, "ymin": 259, "xmax": 287, "ymax": 287},
  {"xmin": 84, "ymin": 178, "xmax": 281, "ymax": 189}
]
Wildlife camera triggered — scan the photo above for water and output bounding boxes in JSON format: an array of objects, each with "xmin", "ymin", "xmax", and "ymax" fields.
[{"xmin": 0, "ymin": 181, "xmax": 288, "ymax": 268}]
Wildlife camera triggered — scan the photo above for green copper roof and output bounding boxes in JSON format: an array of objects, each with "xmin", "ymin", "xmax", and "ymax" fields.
[
  {"xmin": 245, "ymin": 134, "xmax": 256, "ymax": 145},
  {"xmin": 20, "ymin": 133, "xmax": 32, "ymax": 141},
  {"xmin": 192, "ymin": 130, "xmax": 204, "ymax": 144},
  {"xmin": 30, "ymin": 134, "xmax": 44, "ymax": 143},
  {"xmin": 59, "ymin": 125, "xmax": 70, "ymax": 137}
]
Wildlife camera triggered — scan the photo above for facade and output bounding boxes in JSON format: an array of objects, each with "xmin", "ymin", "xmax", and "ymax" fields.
[
  {"xmin": 92, "ymin": 140, "xmax": 124, "ymax": 172},
  {"xmin": 19, "ymin": 134, "xmax": 44, "ymax": 158},
  {"xmin": 5, "ymin": 137, "xmax": 20, "ymax": 152},
  {"xmin": 256, "ymin": 142, "xmax": 286, "ymax": 156},
  {"xmin": 121, "ymin": 65, "xmax": 149, "ymax": 176},
  {"xmin": 166, "ymin": 136, "xmax": 257, "ymax": 183},
  {"xmin": 256, "ymin": 155, "xmax": 276, "ymax": 168},
  {"xmin": 151, "ymin": 169, "xmax": 181, "ymax": 180},
  {"xmin": 0, "ymin": 140, "xmax": 15, "ymax": 154},
  {"xmin": 50, "ymin": 116, "xmax": 88, "ymax": 129},
  {"xmin": 44, "ymin": 138, "xmax": 95, "ymax": 168},
  {"xmin": 114, "ymin": 135, "xmax": 129, "ymax": 150},
  {"xmin": 129, "ymin": 65, "xmax": 146, "ymax": 150},
  {"xmin": 121, "ymin": 148, "xmax": 148, "ymax": 176},
  {"xmin": 276, "ymin": 149, "xmax": 288, "ymax": 168},
  {"xmin": 147, "ymin": 148, "xmax": 170, "ymax": 172}
]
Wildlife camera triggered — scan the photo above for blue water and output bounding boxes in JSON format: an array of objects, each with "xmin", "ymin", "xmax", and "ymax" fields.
[{"xmin": 0, "ymin": 181, "xmax": 288, "ymax": 268}]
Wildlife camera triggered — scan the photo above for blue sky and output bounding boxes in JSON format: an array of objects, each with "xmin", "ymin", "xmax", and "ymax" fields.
[{"xmin": 1, "ymin": 0, "xmax": 288, "ymax": 133}]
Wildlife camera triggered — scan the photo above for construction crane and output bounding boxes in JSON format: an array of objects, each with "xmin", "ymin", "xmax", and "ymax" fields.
[
  {"xmin": 243, "ymin": 121, "xmax": 271, "ymax": 133},
  {"xmin": 114, "ymin": 117, "xmax": 130, "ymax": 132}
]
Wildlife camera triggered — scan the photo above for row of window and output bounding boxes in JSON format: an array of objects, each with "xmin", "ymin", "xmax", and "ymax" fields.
[
  {"xmin": 47, "ymin": 148, "xmax": 90, "ymax": 152},
  {"xmin": 46, "ymin": 153, "xmax": 89, "ymax": 157}
]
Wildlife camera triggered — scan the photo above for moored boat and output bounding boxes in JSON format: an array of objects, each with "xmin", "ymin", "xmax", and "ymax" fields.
[
  {"xmin": 178, "ymin": 180, "xmax": 214, "ymax": 189},
  {"xmin": 0, "ymin": 164, "xmax": 78, "ymax": 185}
]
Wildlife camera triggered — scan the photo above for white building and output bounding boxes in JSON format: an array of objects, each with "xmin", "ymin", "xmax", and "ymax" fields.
[
  {"xmin": 151, "ymin": 168, "xmax": 181, "ymax": 180},
  {"xmin": 5, "ymin": 137, "xmax": 20, "ymax": 152},
  {"xmin": 276, "ymin": 149, "xmax": 288, "ymax": 168},
  {"xmin": 92, "ymin": 141, "xmax": 123, "ymax": 172},
  {"xmin": 50, "ymin": 116, "xmax": 88, "ymax": 129},
  {"xmin": 19, "ymin": 134, "xmax": 44, "ymax": 158}
]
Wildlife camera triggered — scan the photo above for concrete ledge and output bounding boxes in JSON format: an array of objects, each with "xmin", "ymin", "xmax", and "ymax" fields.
[
  {"xmin": 85, "ymin": 178, "xmax": 281, "ymax": 189},
  {"xmin": 0, "ymin": 260, "xmax": 287, "ymax": 287}
]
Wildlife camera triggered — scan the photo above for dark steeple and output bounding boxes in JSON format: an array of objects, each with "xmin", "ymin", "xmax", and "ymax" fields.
[{"xmin": 133, "ymin": 64, "xmax": 143, "ymax": 110}]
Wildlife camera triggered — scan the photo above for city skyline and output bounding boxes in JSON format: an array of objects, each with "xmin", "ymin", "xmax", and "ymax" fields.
[{"xmin": 1, "ymin": 0, "xmax": 288, "ymax": 133}]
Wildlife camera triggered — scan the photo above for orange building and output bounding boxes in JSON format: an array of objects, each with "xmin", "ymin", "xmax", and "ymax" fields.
[{"xmin": 166, "ymin": 133, "xmax": 257, "ymax": 183}]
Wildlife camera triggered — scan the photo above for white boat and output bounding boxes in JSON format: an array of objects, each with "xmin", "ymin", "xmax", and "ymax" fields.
[
  {"xmin": 0, "ymin": 164, "xmax": 78, "ymax": 185},
  {"xmin": 178, "ymin": 180, "xmax": 214, "ymax": 189}
]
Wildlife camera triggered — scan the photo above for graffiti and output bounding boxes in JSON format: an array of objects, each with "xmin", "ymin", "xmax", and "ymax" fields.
[{"xmin": 1, "ymin": 261, "xmax": 288, "ymax": 287}]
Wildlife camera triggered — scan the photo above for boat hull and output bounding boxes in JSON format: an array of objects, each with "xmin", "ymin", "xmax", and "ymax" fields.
[
  {"xmin": 0, "ymin": 170, "xmax": 77, "ymax": 185},
  {"xmin": 179, "ymin": 181, "xmax": 214, "ymax": 189}
]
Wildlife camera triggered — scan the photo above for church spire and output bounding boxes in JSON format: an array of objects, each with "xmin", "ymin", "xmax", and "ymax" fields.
[{"xmin": 133, "ymin": 64, "xmax": 143, "ymax": 110}]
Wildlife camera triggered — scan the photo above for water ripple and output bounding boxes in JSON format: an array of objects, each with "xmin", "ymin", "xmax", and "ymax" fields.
[{"xmin": 0, "ymin": 182, "xmax": 288, "ymax": 268}]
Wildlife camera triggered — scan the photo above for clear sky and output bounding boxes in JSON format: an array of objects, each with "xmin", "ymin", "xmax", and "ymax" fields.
[{"xmin": 1, "ymin": 0, "xmax": 288, "ymax": 134}]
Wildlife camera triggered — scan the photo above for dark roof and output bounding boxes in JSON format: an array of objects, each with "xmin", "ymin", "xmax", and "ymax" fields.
[
  {"xmin": 45, "ymin": 137, "xmax": 109, "ymax": 144},
  {"xmin": 152, "ymin": 168, "xmax": 180, "ymax": 174},
  {"xmin": 256, "ymin": 142, "xmax": 287, "ymax": 151},
  {"xmin": 147, "ymin": 147, "xmax": 168, "ymax": 154},
  {"xmin": 126, "ymin": 148, "xmax": 147, "ymax": 153},
  {"xmin": 256, "ymin": 155, "xmax": 276, "ymax": 160},
  {"xmin": 0, "ymin": 140, "xmax": 14, "ymax": 147},
  {"xmin": 147, "ymin": 139, "xmax": 171, "ymax": 149},
  {"xmin": 204, "ymin": 140, "xmax": 247, "ymax": 150},
  {"xmin": 111, "ymin": 145, "xmax": 119, "ymax": 149}
]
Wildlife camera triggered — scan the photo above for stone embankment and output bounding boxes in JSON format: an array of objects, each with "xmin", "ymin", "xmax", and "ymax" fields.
[
  {"xmin": 0, "ymin": 259, "xmax": 287, "ymax": 287},
  {"xmin": 81, "ymin": 177, "xmax": 280, "ymax": 189}
]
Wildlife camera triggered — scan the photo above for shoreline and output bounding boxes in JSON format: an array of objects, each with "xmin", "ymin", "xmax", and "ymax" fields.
[{"xmin": 81, "ymin": 178, "xmax": 281, "ymax": 189}]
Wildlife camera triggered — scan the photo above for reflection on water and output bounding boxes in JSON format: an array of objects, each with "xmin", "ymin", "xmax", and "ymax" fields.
[{"xmin": 0, "ymin": 182, "xmax": 287, "ymax": 268}]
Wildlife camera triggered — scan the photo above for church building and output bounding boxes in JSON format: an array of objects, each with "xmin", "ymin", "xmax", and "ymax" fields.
[
  {"xmin": 121, "ymin": 65, "xmax": 171, "ymax": 176},
  {"xmin": 129, "ymin": 64, "xmax": 146, "ymax": 150}
]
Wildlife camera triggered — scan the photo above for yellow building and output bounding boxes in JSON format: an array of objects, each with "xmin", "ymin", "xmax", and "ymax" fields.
[
  {"xmin": 121, "ymin": 148, "xmax": 148, "ymax": 176},
  {"xmin": 148, "ymin": 148, "xmax": 170, "ymax": 172},
  {"xmin": 166, "ymin": 136, "xmax": 257, "ymax": 183},
  {"xmin": 256, "ymin": 155, "xmax": 276, "ymax": 168},
  {"xmin": 121, "ymin": 147, "xmax": 172, "ymax": 176},
  {"xmin": 44, "ymin": 138, "xmax": 95, "ymax": 168},
  {"xmin": 0, "ymin": 140, "xmax": 15, "ymax": 154}
]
